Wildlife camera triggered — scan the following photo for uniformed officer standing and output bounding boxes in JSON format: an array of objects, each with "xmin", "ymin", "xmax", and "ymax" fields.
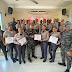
[
  {"xmin": 0, "ymin": 26, "xmax": 8, "ymax": 61},
  {"xmin": 21, "ymin": 20, "xmax": 26, "ymax": 31},
  {"xmin": 58, "ymin": 21, "xmax": 72, "ymax": 70},
  {"xmin": 34, "ymin": 19, "xmax": 39, "ymax": 33},
  {"xmin": 66, "ymin": 51, "xmax": 72, "ymax": 72},
  {"xmin": 59, "ymin": 21, "xmax": 65, "ymax": 32},
  {"xmin": 43, "ymin": 19, "xmax": 47, "ymax": 26},
  {"xmin": 3, "ymin": 25, "xmax": 18, "ymax": 63},
  {"xmin": 16, "ymin": 20, "xmax": 21, "ymax": 30},
  {"xmin": 39, "ymin": 25, "xmax": 49, "ymax": 62},
  {"xmin": 49, "ymin": 27, "xmax": 61, "ymax": 62},
  {"xmin": 46, "ymin": 19, "xmax": 52, "ymax": 33},
  {"xmin": 25, "ymin": 23, "xmax": 37, "ymax": 62},
  {"xmin": 26, "ymin": 20, "xmax": 30, "ymax": 30},
  {"xmin": 14, "ymin": 27, "xmax": 27, "ymax": 64}
]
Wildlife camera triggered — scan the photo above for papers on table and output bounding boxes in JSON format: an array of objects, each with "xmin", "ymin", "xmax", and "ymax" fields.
[
  {"xmin": 18, "ymin": 37, "xmax": 27, "ymax": 46},
  {"xmin": 34, "ymin": 34, "xmax": 41, "ymax": 40},
  {"xmin": 5, "ymin": 37, "xmax": 14, "ymax": 44},
  {"xmin": 49, "ymin": 36, "xmax": 58, "ymax": 44}
]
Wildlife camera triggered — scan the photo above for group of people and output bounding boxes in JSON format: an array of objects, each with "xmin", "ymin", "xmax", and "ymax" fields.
[{"xmin": 0, "ymin": 17, "xmax": 72, "ymax": 72}]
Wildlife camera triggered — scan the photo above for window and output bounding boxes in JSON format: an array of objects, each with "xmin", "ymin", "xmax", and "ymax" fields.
[{"xmin": 0, "ymin": 12, "xmax": 4, "ymax": 30}]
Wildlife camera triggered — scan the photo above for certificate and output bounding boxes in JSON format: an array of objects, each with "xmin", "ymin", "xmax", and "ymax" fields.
[
  {"xmin": 34, "ymin": 34, "xmax": 41, "ymax": 40},
  {"xmin": 5, "ymin": 37, "xmax": 14, "ymax": 44},
  {"xmin": 18, "ymin": 37, "xmax": 27, "ymax": 46},
  {"xmin": 49, "ymin": 36, "xmax": 58, "ymax": 44}
]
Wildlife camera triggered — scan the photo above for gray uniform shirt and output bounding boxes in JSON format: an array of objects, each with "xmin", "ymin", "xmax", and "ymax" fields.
[
  {"xmin": 47, "ymin": 23, "xmax": 52, "ymax": 31},
  {"xmin": 50, "ymin": 32, "xmax": 61, "ymax": 44},
  {"xmin": 59, "ymin": 25, "xmax": 65, "ymax": 32},
  {"xmin": 3, "ymin": 30, "xmax": 16, "ymax": 37},
  {"xmin": 26, "ymin": 24, "xmax": 30, "ymax": 30},
  {"xmin": 41, "ymin": 30, "xmax": 49, "ymax": 41},
  {"xmin": 15, "ymin": 24, "xmax": 21, "ymax": 29},
  {"xmin": 14, "ymin": 33, "xmax": 25, "ymax": 44}
]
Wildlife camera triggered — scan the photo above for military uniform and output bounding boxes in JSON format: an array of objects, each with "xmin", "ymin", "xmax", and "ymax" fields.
[
  {"xmin": 3, "ymin": 30, "xmax": 18, "ymax": 62},
  {"xmin": 59, "ymin": 25, "xmax": 65, "ymax": 32},
  {"xmin": 26, "ymin": 24, "xmax": 30, "ymax": 30},
  {"xmin": 14, "ymin": 33, "xmax": 26, "ymax": 64},
  {"xmin": 25, "ymin": 28, "xmax": 37, "ymax": 62}
]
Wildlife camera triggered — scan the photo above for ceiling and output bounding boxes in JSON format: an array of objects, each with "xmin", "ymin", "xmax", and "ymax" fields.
[{"xmin": 3, "ymin": 0, "xmax": 72, "ymax": 13}]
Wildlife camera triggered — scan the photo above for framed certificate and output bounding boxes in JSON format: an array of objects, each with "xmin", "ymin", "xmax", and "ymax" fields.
[
  {"xmin": 5, "ymin": 37, "xmax": 14, "ymax": 44},
  {"xmin": 49, "ymin": 36, "xmax": 58, "ymax": 44},
  {"xmin": 18, "ymin": 37, "xmax": 27, "ymax": 46},
  {"xmin": 34, "ymin": 34, "xmax": 41, "ymax": 40}
]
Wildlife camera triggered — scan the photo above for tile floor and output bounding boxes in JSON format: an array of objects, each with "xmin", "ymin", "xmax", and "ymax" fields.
[{"xmin": 0, "ymin": 45, "xmax": 72, "ymax": 72}]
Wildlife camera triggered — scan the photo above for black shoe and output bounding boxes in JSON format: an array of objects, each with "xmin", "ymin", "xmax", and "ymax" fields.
[
  {"xmin": 15, "ymin": 59, "xmax": 18, "ymax": 61},
  {"xmin": 58, "ymin": 62, "xmax": 66, "ymax": 66},
  {"xmin": 19, "ymin": 61, "xmax": 21, "ymax": 64},
  {"xmin": 23, "ymin": 60, "xmax": 26, "ymax": 64},
  {"xmin": 28, "ymin": 58, "xmax": 32, "ymax": 63},
  {"xmin": 5, "ymin": 57, "xmax": 8, "ymax": 61},
  {"xmin": 49, "ymin": 60, "xmax": 54, "ymax": 63},
  {"xmin": 12, "ymin": 59, "xmax": 16, "ymax": 63},
  {"xmin": 65, "ymin": 69, "xmax": 69, "ymax": 72},
  {"xmin": 40, "ymin": 57, "xmax": 44, "ymax": 59},
  {"xmin": 49, "ymin": 58, "xmax": 52, "ymax": 60},
  {"xmin": 43, "ymin": 59, "xmax": 46, "ymax": 62},
  {"xmin": 32, "ymin": 55, "xmax": 37, "ymax": 59}
]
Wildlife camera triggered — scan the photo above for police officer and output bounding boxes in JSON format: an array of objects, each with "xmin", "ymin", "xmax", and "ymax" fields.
[
  {"xmin": 43, "ymin": 19, "xmax": 47, "ymax": 26},
  {"xmin": 16, "ymin": 20, "xmax": 21, "ymax": 30},
  {"xmin": 10, "ymin": 17, "xmax": 17, "ymax": 31},
  {"xmin": 26, "ymin": 20, "xmax": 30, "ymax": 30},
  {"xmin": 3, "ymin": 25, "xmax": 18, "ymax": 63},
  {"xmin": 14, "ymin": 27, "xmax": 27, "ymax": 64},
  {"xmin": 0, "ymin": 26, "xmax": 8, "ymax": 61},
  {"xmin": 46, "ymin": 19, "xmax": 52, "ymax": 33},
  {"xmin": 39, "ymin": 25, "xmax": 49, "ymax": 62},
  {"xmin": 21, "ymin": 20, "xmax": 26, "ymax": 31},
  {"xmin": 34, "ymin": 19, "xmax": 39, "ymax": 33},
  {"xmin": 59, "ymin": 21, "xmax": 65, "ymax": 33},
  {"xmin": 58, "ymin": 21, "xmax": 72, "ymax": 68},
  {"xmin": 49, "ymin": 27, "xmax": 61, "ymax": 62},
  {"xmin": 25, "ymin": 23, "xmax": 37, "ymax": 63}
]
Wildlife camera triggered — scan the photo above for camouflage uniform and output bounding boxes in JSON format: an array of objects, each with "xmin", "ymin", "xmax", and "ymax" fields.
[
  {"xmin": 61, "ymin": 30, "xmax": 72, "ymax": 64},
  {"xmin": 25, "ymin": 29, "xmax": 37, "ymax": 58}
]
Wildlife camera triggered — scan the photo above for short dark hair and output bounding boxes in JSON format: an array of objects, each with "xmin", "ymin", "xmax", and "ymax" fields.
[
  {"xmin": 43, "ymin": 25, "xmax": 46, "ymax": 28},
  {"xmin": 52, "ymin": 27, "xmax": 57, "ymax": 29},
  {"xmin": 8, "ymin": 25, "xmax": 13, "ymax": 27}
]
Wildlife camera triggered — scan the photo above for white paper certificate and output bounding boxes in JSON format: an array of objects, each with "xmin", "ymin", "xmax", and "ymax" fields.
[
  {"xmin": 5, "ymin": 37, "xmax": 14, "ymax": 44},
  {"xmin": 18, "ymin": 37, "xmax": 27, "ymax": 46},
  {"xmin": 34, "ymin": 34, "xmax": 41, "ymax": 40},
  {"xmin": 49, "ymin": 36, "xmax": 58, "ymax": 44}
]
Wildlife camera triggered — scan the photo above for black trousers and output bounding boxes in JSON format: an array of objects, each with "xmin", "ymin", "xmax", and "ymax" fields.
[
  {"xmin": 7, "ymin": 43, "xmax": 18, "ymax": 60},
  {"xmin": 0, "ymin": 41, "xmax": 7, "ymax": 60},
  {"xmin": 17, "ymin": 45, "xmax": 26, "ymax": 62}
]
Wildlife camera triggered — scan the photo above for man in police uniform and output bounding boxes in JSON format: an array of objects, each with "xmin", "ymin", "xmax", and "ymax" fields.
[
  {"xmin": 3, "ymin": 25, "xmax": 18, "ymax": 63},
  {"xmin": 0, "ymin": 26, "xmax": 8, "ymax": 61},
  {"xmin": 58, "ymin": 21, "xmax": 72, "ymax": 72},
  {"xmin": 25, "ymin": 23, "xmax": 37, "ymax": 62}
]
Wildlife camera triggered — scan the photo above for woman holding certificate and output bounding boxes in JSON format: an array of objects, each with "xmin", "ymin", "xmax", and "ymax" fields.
[
  {"xmin": 39, "ymin": 25, "xmax": 49, "ymax": 62},
  {"xmin": 14, "ymin": 27, "xmax": 27, "ymax": 64},
  {"xmin": 49, "ymin": 27, "xmax": 61, "ymax": 63}
]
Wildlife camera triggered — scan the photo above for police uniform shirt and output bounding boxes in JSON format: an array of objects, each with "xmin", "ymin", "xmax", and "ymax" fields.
[
  {"xmin": 26, "ymin": 24, "xmax": 30, "ymax": 30},
  {"xmin": 50, "ymin": 31, "xmax": 61, "ymax": 44},
  {"xmin": 41, "ymin": 30, "xmax": 49, "ymax": 41},
  {"xmin": 34, "ymin": 23, "xmax": 39, "ymax": 30},
  {"xmin": 59, "ymin": 25, "xmax": 65, "ymax": 32},
  {"xmin": 3, "ymin": 30, "xmax": 16, "ymax": 37},
  {"xmin": 47, "ymin": 23, "xmax": 52, "ymax": 31},
  {"xmin": 14, "ymin": 33, "xmax": 25, "ymax": 44},
  {"xmin": 21, "ymin": 23, "xmax": 26, "ymax": 30},
  {"xmin": 52, "ymin": 22, "xmax": 58, "ymax": 30},
  {"xmin": 15, "ymin": 24, "xmax": 21, "ymax": 29}
]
